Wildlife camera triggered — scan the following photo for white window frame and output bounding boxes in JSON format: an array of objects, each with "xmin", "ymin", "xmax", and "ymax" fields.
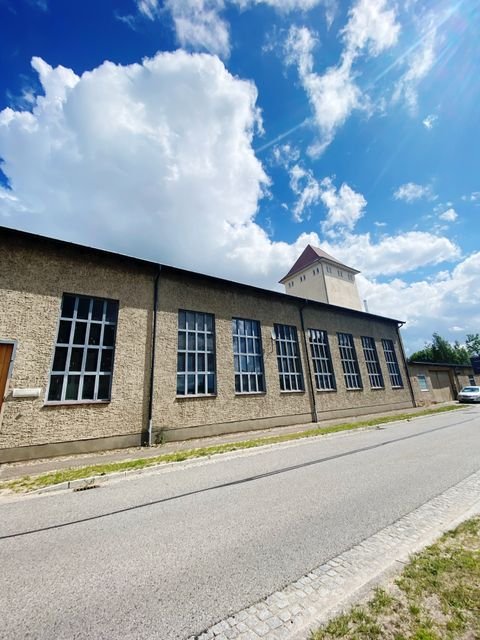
[
  {"xmin": 417, "ymin": 374, "xmax": 429, "ymax": 391},
  {"xmin": 338, "ymin": 332, "xmax": 362, "ymax": 390},
  {"xmin": 309, "ymin": 329, "xmax": 336, "ymax": 391},
  {"xmin": 46, "ymin": 294, "xmax": 118, "ymax": 404},
  {"xmin": 274, "ymin": 323, "xmax": 304, "ymax": 392},
  {"xmin": 176, "ymin": 309, "xmax": 216, "ymax": 397},
  {"xmin": 232, "ymin": 318, "xmax": 265, "ymax": 394},
  {"xmin": 382, "ymin": 338, "xmax": 403, "ymax": 388},
  {"xmin": 361, "ymin": 336, "xmax": 384, "ymax": 389}
]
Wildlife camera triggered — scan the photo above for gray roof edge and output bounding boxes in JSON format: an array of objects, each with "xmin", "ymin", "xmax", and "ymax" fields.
[
  {"xmin": 1, "ymin": 224, "xmax": 402, "ymax": 325},
  {"xmin": 408, "ymin": 360, "xmax": 474, "ymax": 368}
]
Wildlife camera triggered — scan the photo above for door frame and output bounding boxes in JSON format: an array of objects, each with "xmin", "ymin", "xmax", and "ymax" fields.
[{"xmin": 0, "ymin": 339, "xmax": 17, "ymax": 400}]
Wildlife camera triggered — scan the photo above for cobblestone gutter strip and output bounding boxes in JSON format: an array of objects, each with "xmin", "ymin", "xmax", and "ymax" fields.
[{"xmin": 189, "ymin": 470, "xmax": 480, "ymax": 640}]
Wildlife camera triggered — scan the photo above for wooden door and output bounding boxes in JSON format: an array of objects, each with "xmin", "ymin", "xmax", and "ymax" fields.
[{"xmin": 0, "ymin": 343, "xmax": 13, "ymax": 411}]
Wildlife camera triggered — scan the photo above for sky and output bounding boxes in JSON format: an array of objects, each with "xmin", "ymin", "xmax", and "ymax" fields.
[{"xmin": 0, "ymin": 0, "xmax": 479, "ymax": 353}]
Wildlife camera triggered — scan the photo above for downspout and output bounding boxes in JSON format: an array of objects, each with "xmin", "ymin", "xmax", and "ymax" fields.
[
  {"xmin": 147, "ymin": 265, "xmax": 161, "ymax": 447},
  {"xmin": 397, "ymin": 321, "xmax": 417, "ymax": 408},
  {"xmin": 299, "ymin": 302, "xmax": 318, "ymax": 423}
]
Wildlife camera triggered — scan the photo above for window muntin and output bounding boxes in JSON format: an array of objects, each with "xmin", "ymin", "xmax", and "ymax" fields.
[
  {"xmin": 308, "ymin": 329, "xmax": 336, "ymax": 391},
  {"xmin": 176, "ymin": 310, "xmax": 215, "ymax": 396},
  {"xmin": 337, "ymin": 332, "xmax": 362, "ymax": 390},
  {"xmin": 274, "ymin": 323, "xmax": 304, "ymax": 392},
  {"xmin": 47, "ymin": 294, "xmax": 118, "ymax": 403},
  {"xmin": 382, "ymin": 338, "xmax": 403, "ymax": 388},
  {"xmin": 232, "ymin": 318, "xmax": 265, "ymax": 394},
  {"xmin": 361, "ymin": 336, "xmax": 384, "ymax": 389},
  {"xmin": 417, "ymin": 374, "xmax": 429, "ymax": 391}
]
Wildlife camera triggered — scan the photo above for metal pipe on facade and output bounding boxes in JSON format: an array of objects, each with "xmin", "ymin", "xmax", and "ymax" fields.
[
  {"xmin": 299, "ymin": 302, "xmax": 318, "ymax": 424},
  {"xmin": 397, "ymin": 321, "xmax": 417, "ymax": 408},
  {"xmin": 147, "ymin": 265, "xmax": 162, "ymax": 447}
]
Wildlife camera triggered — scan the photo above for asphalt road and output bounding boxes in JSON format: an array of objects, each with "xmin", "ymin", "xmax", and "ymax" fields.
[{"xmin": 1, "ymin": 406, "xmax": 480, "ymax": 639}]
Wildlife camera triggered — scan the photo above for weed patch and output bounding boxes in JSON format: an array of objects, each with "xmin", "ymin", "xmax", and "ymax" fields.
[{"xmin": 0, "ymin": 404, "xmax": 464, "ymax": 493}]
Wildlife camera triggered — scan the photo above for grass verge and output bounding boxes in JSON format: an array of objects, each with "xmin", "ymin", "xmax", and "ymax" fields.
[
  {"xmin": 0, "ymin": 404, "xmax": 465, "ymax": 493},
  {"xmin": 310, "ymin": 515, "xmax": 480, "ymax": 640}
]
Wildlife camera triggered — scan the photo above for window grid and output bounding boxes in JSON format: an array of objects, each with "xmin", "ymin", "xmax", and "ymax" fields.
[
  {"xmin": 361, "ymin": 336, "xmax": 384, "ymax": 389},
  {"xmin": 338, "ymin": 332, "xmax": 362, "ymax": 390},
  {"xmin": 47, "ymin": 294, "xmax": 118, "ymax": 403},
  {"xmin": 309, "ymin": 329, "xmax": 336, "ymax": 391},
  {"xmin": 176, "ymin": 310, "xmax": 216, "ymax": 396},
  {"xmin": 274, "ymin": 323, "xmax": 304, "ymax": 392},
  {"xmin": 418, "ymin": 374, "xmax": 429, "ymax": 391},
  {"xmin": 232, "ymin": 318, "xmax": 265, "ymax": 394},
  {"xmin": 382, "ymin": 339, "xmax": 403, "ymax": 388}
]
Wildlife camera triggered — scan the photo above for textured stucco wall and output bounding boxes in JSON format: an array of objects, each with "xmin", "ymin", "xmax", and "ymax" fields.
[
  {"xmin": 283, "ymin": 264, "xmax": 328, "ymax": 304},
  {"xmin": 323, "ymin": 269, "xmax": 363, "ymax": 311},
  {"xmin": 152, "ymin": 272, "xmax": 413, "ymax": 440},
  {"xmin": 0, "ymin": 234, "xmax": 154, "ymax": 450},
  {"xmin": 152, "ymin": 274, "xmax": 313, "ymax": 439},
  {"xmin": 0, "ymin": 230, "xmax": 415, "ymax": 459},
  {"xmin": 408, "ymin": 363, "xmax": 475, "ymax": 406}
]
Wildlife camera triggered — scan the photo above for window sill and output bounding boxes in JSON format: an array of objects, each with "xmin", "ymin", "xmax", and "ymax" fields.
[
  {"xmin": 345, "ymin": 387, "xmax": 363, "ymax": 391},
  {"xmin": 370, "ymin": 387, "xmax": 385, "ymax": 391},
  {"xmin": 315, "ymin": 388, "xmax": 337, "ymax": 393},
  {"xmin": 44, "ymin": 400, "xmax": 110, "ymax": 406},
  {"xmin": 234, "ymin": 392, "xmax": 267, "ymax": 397},
  {"xmin": 176, "ymin": 394, "xmax": 217, "ymax": 400},
  {"xmin": 280, "ymin": 389, "xmax": 305, "ymax": 394},
  {"xmin": 392, "ymin": 386, "xmax": 404, "ymax": 390}
]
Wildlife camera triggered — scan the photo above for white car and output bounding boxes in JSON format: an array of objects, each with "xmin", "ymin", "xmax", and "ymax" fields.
[{"xmin": 457, "ymin": 386, "xmax": 480, "ymax": 403}]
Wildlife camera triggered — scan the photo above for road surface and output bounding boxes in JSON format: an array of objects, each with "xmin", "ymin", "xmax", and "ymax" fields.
[{"xmin": 1, "ymin": 406, "xmax": 480, "ymax": 639}]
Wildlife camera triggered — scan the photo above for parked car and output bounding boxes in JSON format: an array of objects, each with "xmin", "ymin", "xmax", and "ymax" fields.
[{"xmin": 457, "ymin": 386, "xmax": 480, "ymax": 403}]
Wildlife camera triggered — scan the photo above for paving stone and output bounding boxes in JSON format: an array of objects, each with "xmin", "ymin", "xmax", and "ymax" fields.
[
  {"xmin": 194, "ymin": 471, "xmax": 480, "ymax": 640},
  {"xmin": 211, "ymin": 620, "xmax": 230, "ymax": 635},
  {"xmin": 266, "ymin": 616, "xmax": 283, "ymax": 630}
]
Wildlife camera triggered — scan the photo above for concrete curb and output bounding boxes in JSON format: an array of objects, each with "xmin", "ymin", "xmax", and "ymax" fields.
[
  {"xmin": 188, "ymin": 470, "xmax": 480, "ymax": 640},
  {"xmin": 4, "ymin": 408, "xmax": 468, "ymax": 498}
]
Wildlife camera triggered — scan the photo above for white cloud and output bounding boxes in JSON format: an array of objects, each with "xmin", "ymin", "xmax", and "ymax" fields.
[
  {"xmin": 461, "ymin": 191, "xmax": 480, "ymax": 203},
  {"xmin": 159, "ymin": 0, "xmax": 330, "ymax": 58},
  {"xmin": 439, "ymin": 208, "xmax": 458, "ymax": 222},
  {"xmin": 320, "ymin": 177, "xmax": 366, "ymax": 232},
  {"xmin": 0, "ymin": 52, "xmax": 330, "ymax": 288},
  {"xmin": 422, "ymin": 114, "xmax": 437, "ymax": 129},
  {"xmin": 285, "ymin": 26, "xmax": 363, "ymax": 156},
  {"xmin": 289, "ymin": 164, "xmax": 321, "ymax": 221},
  {"xmin": 165, "ymin": 0, "xmax": 230, "ymax": 58},
  {"xmin": 357, "ymin": 252, "xmax": 480, "ymax": 351},
  {"xmin": 393, "ymin": 15, "xmax": 437, "ymax": 112},
  {"xmin": 341, "ymin": 0, "xmax": 400, "ymax": 57},
  {"xmin": 323, "ymin": 230, "xmax": 459, "ymax": 277},
  {"xmin": 271, "ymin": 143, "xmax": 300, "ymax": 168},
  {"xmin": 393, "ymin": 182, "xmax": 435, "ymax": 202},
  {"xmin": 137, "ymin": 0, "xmax": 159, "ymax": 19},
  {"xmin": 285, "ymin": 0, "xmax": 399, "ymax": 155}
]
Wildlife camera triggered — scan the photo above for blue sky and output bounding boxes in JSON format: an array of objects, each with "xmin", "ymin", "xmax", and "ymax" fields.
[{"xmin": 0, "ymin": 0, "xmax": 479, "ymax": 352}]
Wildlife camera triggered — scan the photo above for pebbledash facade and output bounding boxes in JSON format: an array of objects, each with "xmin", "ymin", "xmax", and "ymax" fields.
[{"xmin": 0, "ymin": 227, "xmax": 415, "ymax": 463}]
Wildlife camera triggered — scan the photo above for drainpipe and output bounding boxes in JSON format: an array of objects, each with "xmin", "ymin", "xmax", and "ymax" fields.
[
  {"xmin": 147, "ymin": 265, "xmax": 161, "ymax": 447},
  {"xmin": 299, "ymin": 302, "xmax": 318, "ymax": 423},
  {"xmin": 397, "ymin": 321, "xmax": 417, "ymax": 408}
]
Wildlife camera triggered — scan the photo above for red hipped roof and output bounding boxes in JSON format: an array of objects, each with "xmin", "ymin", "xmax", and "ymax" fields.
[{"xmin": 279, "ymin": 245, "xmax": 359, "ymax": 283}]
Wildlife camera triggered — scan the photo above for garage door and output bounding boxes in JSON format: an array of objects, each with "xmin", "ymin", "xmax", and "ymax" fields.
[{"xmin": 429, "ymin": 370, "xmax": 454, "ymax": 403}]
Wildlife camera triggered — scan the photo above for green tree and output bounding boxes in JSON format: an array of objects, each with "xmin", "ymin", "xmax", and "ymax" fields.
[
  {"xmin": 466, "ymin": 333, "xmax": 480, "ymax": 356},
  {"xmin": 409, "ymin": 332, "xmax": 470, "ymax": 365}
]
